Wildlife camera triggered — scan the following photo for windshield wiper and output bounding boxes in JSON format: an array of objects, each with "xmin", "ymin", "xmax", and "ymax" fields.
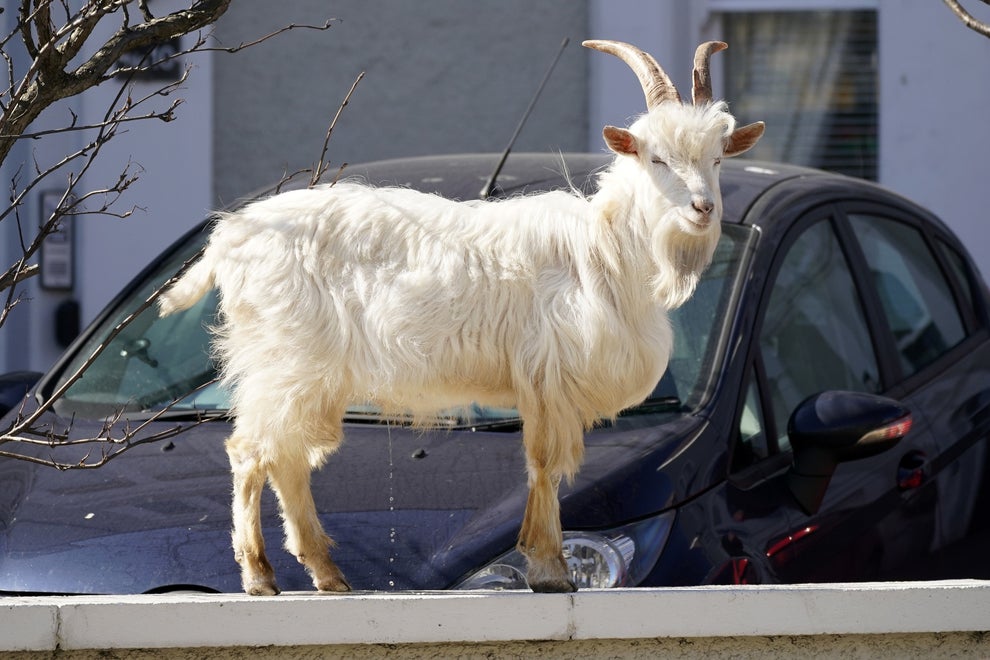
[
  {"xmin": 132, "ymin": 408, "xmax": 228, "ymax": 422},
  {"xmin": 342, "ymin": 405, "xmax": 522, "ymax": 431},
  {"xmin": 342, "ymin": 410, "xmax": 460, "ymax": 426},
  {"xmin": 621, "ymin": 396, "xmax": 683, "ymax": 416}
]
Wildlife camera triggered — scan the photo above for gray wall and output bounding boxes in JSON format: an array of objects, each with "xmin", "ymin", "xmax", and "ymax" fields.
[{"xmin": 212, "ymin": 1, "xmax": 589, "ymax": 206}]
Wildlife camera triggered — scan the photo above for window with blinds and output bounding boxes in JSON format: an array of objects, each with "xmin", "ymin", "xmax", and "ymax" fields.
[{"xmin": 720, "ymin": 10, "xmax": 878, "ymax": 180}]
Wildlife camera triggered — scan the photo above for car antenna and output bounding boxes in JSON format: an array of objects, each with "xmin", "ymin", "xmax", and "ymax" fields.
[{"xmin": 479, "ymin": 37, "xmax": 570, "ymax": 200}]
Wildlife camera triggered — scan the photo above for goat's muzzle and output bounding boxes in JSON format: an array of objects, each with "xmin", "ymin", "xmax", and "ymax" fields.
[
  {"xmin": 692, "ymin": 197, "xmax": 715, "ymax": 218},
  {"xmin": 680, "ymin": 200, "xmax": 718, "ymax": 234}
]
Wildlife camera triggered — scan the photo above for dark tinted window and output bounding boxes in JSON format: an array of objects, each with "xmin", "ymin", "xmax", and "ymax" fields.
[
  {"xmin": 849, "ymin": 215, "xmax": 966, "ymax": 376},
  {"xmin": 734, "ymin": 366, "xmax": 771, "ymax": 470},
  {"xmin": 760, "ymin": 218, "xmax": 880, "ymax": 449},
  {"xmin": 937, "ymin": 238, "xmax": 980, "ymax": 326}
]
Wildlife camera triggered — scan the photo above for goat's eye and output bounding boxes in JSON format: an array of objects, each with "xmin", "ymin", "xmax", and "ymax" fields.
[
  {"xmin": 714, "ymin": 158, "xmax": 722, "ymax": 166},
  {"xmin": 651, "ymin": 156, "xmax": 667, "ymax": 167}
]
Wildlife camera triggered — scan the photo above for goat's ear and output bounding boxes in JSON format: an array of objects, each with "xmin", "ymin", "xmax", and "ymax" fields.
[
  {"xmin": 603, "ymin": 125, "xmax": 639, "ymax": 157},
  {"xmin": 724, "ymin": 121, "xmax": 765, "ymax": 157}
]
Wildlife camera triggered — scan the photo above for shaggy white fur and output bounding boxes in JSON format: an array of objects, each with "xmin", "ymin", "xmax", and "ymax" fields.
[{"xmin": 158, "ymin": 40, "xmax": 763, "ymax": 595}]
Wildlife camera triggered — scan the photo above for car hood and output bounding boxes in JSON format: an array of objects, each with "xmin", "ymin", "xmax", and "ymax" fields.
[{"xmin": 0, "ymin": 411, "xmax": 703, "ymax": 594}]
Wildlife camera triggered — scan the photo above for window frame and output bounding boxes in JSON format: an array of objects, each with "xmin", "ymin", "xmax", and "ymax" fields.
[
  {"xmin": 935, "ymin": 237, "xmax": 985, "ymax": 332},
  {"xmin": 715, "ymin": 6, "xmax": 879, "ymax": 180},
  {"xmin": 831, "ymin": 200, "xmax": 985, "ymax": 398}
]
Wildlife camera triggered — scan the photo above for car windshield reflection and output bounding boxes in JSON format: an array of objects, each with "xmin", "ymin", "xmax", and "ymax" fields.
[{"xmin": 51, "ymin": 224, "xmax": 755, "ymax": 424}]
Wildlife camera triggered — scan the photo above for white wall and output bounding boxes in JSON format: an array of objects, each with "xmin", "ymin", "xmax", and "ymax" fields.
[
  {"xmin": 0, "ymin": 8, "xmax": 90, "ymax": 373},
  {"xmin": 0, "ymin": 5, "xmax": 34, "ymax": 374},
  {"xmin": 75, "ymin": 40, "xmax": 213, "ymax": 331},
  {"xmin": 211, "ymin": 0, "xmax": 589, "ymax": 207},
  {"xmin": 6, "ymin": 582, "xmax": 990, "ymax": 656},
  {"xmin": 878, "ymin": 0, "xmax": 990, "ymax": 280},
  {"xmin": 587, "ymin": 0, "xmax": 698, "ymax": 150},
  {"xmin": 1, "ymin": 23, "xmax": 213, "ymax": 373}
]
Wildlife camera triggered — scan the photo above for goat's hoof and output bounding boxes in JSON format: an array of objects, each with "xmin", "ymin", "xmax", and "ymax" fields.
[
  {"xmin": 315, "ymin": 571, "xmax": 352, "ymax": 593},
  {"xmin": 529, "ymin": 578, "xmax": 578, "ymax": 593},
  {"xmin": 524, "ymin": 554, "xmax": 577, "ymax": 592},
  {"xmin": 316, "ymin": 580, "xmax": 352, "ymax": 593},
  {"xmin": 244, "ymin": 577, "xmax": 281, "ymax": 596}
]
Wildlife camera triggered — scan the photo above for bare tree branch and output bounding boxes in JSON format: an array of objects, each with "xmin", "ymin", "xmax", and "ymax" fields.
[
  {"xmin": 0, "ymin": 248, "xmax": 216, "ymax": 469},
  {"xmin": 0, "ymin": 66, "xmax": 175, "ymax": 297},
  {"xmin": 0, "ymin": 0, "xmax": 236, "ymax": 165},
  {"xmin": 204, "ymin": 20, "xmax": 337, "ymax": 54},
  {"xmin": 0, "ymin": 2, "xmax": 341, "ymax": 468},
  {"xmin": 0, "ymin": 260, "xmax": 36, "ymax": 328},
  {"xmin": 943, "ymin": 0, "xmax": 990, "ymax": 37},
  {"xmin": 1, "ymin": 5, "xmax": 337, "ymax": 299},
  {"xmin": 310, "ymin": 70, "xmax": 364, "ymax": 188},
  {"xmin": 0, "ymin": 378, "xmax": 223, "ymax": 470}
]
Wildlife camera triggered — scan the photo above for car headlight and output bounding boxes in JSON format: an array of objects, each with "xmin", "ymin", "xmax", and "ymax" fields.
[{"xmin": 453, "ymin": 511, "xmax": 675, "ymax": 590}]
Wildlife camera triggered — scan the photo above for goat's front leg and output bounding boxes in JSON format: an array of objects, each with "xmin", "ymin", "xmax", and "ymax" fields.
[
  {"xmin": 517, "ymin": 407, "xmax": 581, "ymax": 593},
  {"xmin": 518, "ymin": 467, "xmax": 576, "ymax": 592},
  {"xmin": 227, "ymin": 435, "xmax": 280, "ymax": 596},
  {"xmin": 267, "ymin": 451, "xmax": 351, "ymax": 593}
]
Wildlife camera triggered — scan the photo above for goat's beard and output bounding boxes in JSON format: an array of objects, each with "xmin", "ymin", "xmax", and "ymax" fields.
[{"xmin": 651, "ymin": 219, "xmax": 721, "ymax": 310}]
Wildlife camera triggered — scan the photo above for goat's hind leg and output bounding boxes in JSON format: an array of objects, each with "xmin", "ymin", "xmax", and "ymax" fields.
[
  {"xmin": 267, "ymin": 439, "xmax": 351, "ymax": 593},
  {"xmin": 227, "ymin": 434, "xmax": 280, "ymax": 595}
]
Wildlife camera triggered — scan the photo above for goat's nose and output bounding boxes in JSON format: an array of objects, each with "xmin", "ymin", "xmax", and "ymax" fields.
[{"xmin": 692, "ymin": 198, "xmax": 715, "ymax": 216}]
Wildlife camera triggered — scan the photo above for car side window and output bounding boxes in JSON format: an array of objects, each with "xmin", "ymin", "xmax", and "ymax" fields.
[
  {"xmin": 733, "ymin": 367, "xmax": 771, "ymax": 471},
  {"xmin": 937, "ymin": 240, "xmax": 979, "ymax": 324},
  {"xmin": 759, "ymin": 218, "xmax": 881, "ymax": 448},
  {"xmin": 848, "ymin": 214, "xmax": 966, "ymax": 376}
]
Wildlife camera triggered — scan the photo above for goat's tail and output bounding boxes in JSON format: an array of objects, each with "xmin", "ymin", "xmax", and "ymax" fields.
[{"xmin": 157, "ymin": 246, "xmax": 216, "ymax": 317}]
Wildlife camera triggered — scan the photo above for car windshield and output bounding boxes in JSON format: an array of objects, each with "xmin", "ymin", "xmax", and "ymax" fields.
[{"xmin": 50, "ymin": 223, "xmax": 755, "ymax": 423}]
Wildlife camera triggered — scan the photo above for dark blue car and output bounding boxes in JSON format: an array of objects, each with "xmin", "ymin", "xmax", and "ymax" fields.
[{"xmin": 1, "ymin": 152, "xmax": 988, "ymax": 594}]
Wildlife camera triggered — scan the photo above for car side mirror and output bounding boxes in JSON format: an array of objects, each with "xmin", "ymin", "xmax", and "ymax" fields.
[{"xmin": 787, "ymin": 390, "xmax": 912, "ymax": 515}]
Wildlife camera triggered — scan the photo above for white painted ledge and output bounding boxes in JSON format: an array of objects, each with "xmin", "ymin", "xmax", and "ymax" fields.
[{"xmin": 3, "ymin": 580, "xmax": 989, "ymax": 653}]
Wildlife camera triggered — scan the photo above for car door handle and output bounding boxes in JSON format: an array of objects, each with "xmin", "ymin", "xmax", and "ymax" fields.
[{"xmin": 897, "ymin": 450, "xmax": 928, "ymax": 490}]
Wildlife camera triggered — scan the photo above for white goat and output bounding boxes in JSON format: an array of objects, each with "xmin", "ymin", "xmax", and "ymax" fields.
[{"xmin": 159, "ymin": 40, "xmax": 763, "ymax": 594}]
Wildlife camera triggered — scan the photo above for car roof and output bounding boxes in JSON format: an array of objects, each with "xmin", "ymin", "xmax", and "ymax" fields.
[
  {"xmin": 337, "ymin": 152, "xmax": 852, "ymax": 229},
  {"xmin": 247, "ymin": 152, "xmax": 938, "ymax": 237}
]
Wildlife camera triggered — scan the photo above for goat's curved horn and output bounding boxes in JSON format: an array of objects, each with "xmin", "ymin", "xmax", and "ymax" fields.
[
  {"xmin": 692, "ymin": 41, "xmax": 727, "ymax": 106},
  {"xmin": 583, "ymin": 39, "xmax": 680, "ymax": 108}
]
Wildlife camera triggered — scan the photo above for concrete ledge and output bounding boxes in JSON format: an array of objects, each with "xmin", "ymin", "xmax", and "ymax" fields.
[{"xmin": 3, "ymin": 581, "xmax": 989, "ymax": 656}]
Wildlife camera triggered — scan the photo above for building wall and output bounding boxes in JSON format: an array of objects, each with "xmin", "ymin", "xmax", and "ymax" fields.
[
  {"xmin": 73, "ymin": 37, "xmax": 214, "ymax": 335},
  {"xmin": 0, "ymin": 2, "xmax": 35, "ymax": 374},
  {"xmin": 0, "ymin": 6, "xmax": 69, "ymax": 374},
  {"xmin": 877, "ymin": 0, "xmax": 990, "ymax": 280},
  {"xmin": 587, "ymin": 0, "xmax": 701, "ymax": 148},
  {"xmin": 0, "ymin": 2, "xmax": 214, "ymax": 374},
  {"xmin": 211, "ymin": 0, "xmax": 590, "ymax": 206}
]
